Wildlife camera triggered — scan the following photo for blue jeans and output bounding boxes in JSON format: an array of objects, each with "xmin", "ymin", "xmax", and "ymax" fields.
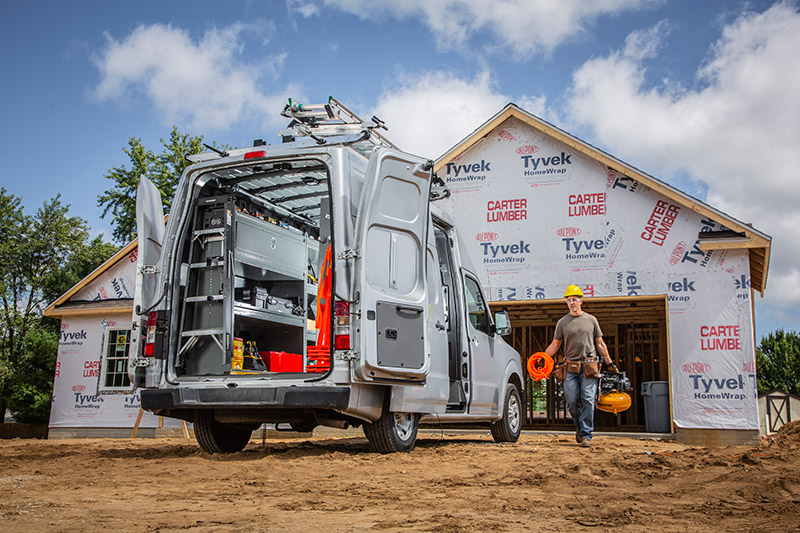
[{"xmin": 563, "ymin": 369, "xmax": 599, "ymax": 441}]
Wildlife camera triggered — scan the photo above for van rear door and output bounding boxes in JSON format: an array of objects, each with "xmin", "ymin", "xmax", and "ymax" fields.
[
  {"xmin": 129, "ymin": 175, "xmax": 165, "ymax": 382},
  {"xmin": 352, "ymin": 148, "xmax": 432, "ymax": 383}
]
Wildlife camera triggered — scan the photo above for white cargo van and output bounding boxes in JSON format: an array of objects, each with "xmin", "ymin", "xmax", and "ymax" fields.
[{"xmin": 130, "ymin": 99, "xmax": 524, "ymax": 453}]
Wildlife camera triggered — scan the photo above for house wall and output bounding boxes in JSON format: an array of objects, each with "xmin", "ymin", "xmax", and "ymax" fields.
[
  {"xmin": 49, "ymin": 312, "xmax": 171, "ymax": 429},
  {"xmin": 438, "ymin": 116, "xmax": 758, "ymax": 430},
  {"xmin": 47, "ymin": 246, "xmax": 184, "ymax": 433}
]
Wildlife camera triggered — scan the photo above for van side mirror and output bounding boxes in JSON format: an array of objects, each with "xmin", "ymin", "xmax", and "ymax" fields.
[{"xmin": 493, "ymin": 310, "xmax": 511, "ymax": 336}]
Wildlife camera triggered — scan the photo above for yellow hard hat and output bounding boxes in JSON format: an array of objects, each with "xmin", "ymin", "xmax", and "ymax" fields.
[
  {"xmin": 595, "ymin": 392, "xmax": 632, "ymax": 414},
  {"xmin": 564, "ymin": 284, "xmax": 583, "ymax": 298}
]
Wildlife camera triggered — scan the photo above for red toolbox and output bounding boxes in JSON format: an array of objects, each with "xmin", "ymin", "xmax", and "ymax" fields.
[{"xmin": 262, "ymin": 351, "xmax": 303, "ymax": 373}]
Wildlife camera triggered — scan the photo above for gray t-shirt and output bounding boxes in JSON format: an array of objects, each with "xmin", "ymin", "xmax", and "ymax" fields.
[{"xmin": 554, "ymin": 312, "xmax": 603, "ymax": 361}]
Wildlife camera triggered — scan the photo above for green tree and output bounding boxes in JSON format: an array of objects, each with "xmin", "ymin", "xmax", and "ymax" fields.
[
  {"xmin": 756, "ymin": 329, "xmax": 800, "ymax": 395},
  {"xmin": 5, "ymin": 326, "xmax": 58, "ymax": 423},
  {"xmin": 98, "ymin": 126, "xmax": 205, "ymax": 243},
  {"xmin": 42, "ymin": 235, "xmax": 119, "ymax": 304},
  {"xmin": 0, "ymin": 189, "xmax": 116, "ymax": 423}
]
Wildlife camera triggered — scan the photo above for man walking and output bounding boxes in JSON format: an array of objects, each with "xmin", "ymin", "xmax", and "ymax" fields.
[{"xmin": 544, "ymin": 285, "xmax": 614, "ymax": 447}]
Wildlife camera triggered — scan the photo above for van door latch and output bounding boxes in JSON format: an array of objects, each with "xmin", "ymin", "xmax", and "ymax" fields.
[{"xmin": 337, "ymin": 248, "xmax": 361, "ymax": 260}]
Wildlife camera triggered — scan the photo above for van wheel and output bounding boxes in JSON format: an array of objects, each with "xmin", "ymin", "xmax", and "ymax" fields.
[
  {"xmin": 491, "ymin": 383, "xmax": 522, "ymax": 443},
  {"xmin": 194, "ymin": 411, "xmax": 252, "ymax": 453},
  {"xmin": 363, "ymin": 398, "xmax": 420, "ymax": 454}
]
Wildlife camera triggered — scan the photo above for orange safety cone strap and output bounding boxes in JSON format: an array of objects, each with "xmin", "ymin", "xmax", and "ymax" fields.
[{"xmin": 527, "ymin": 352, "xmax": 554, "ymax": 381}]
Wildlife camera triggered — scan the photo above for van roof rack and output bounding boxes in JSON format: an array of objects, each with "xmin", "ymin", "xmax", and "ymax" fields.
[{"xmin": 279, "ymin": 97, "xmax": 397, "ymax": 149}]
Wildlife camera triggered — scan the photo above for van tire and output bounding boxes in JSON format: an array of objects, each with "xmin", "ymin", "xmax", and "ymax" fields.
[
  {"xmin": 491, "ymin": 383, "xmax": 522, "ymax": 443},
  {"xmin": 194, "ymin": 410, "xmax": 252, "ymax": 453},
  {"xmin": 363, "ymin": 397, "xmax": 420, "ymax": 454}
]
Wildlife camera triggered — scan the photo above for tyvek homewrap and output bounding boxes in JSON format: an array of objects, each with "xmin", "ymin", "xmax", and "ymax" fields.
[
  {"xmin": 438, "ymin": 116, "xmax": 757, "ymax": 430},
  {"xmin": 48, "ymin": 253, "xmax": 176, "ymax": 429},
  {"xmin": 49, "ymin": 314, "xmax": 172, "ymax": 429}
]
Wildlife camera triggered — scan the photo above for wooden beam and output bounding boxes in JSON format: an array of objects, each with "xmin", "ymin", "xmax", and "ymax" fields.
[
  {"xmin": 47, "ymin": 305, "xmax": 134, "ymax": 319},
  {"xmin": 700, "ymin": 241, "xmax": 761, "ymax": 251}
]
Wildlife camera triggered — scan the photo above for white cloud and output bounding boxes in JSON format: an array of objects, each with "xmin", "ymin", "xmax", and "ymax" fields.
[
  {"xmin": 295, "ymin": 0, "xmax": 660, "ymax": 56},
  {"xmin": 370, "ymin": 71, "xmax": 545, "ymax": 159},
  {"xmin": 565, "ymin": 2, "xmax": 800, "ymax": 308},
  {"xmin": 93, "ymin": 23, "xmax": 299, "ymax": 132},
  {"xmin": 286, "ymin": 0, "xmax": 320, "ymax": 18},
  {"xmin": 623, "ymin": 19, "xmax": 670, "ymax": 60}
]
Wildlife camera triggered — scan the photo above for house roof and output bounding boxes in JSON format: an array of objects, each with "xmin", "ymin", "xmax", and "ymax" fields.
[
  {"xmin": 434, "ymin": 103, "xmax": 771, "ymax": 295},
  {"xmin": 44, "ymin": 239, "xmax": 138, "ymax": 319}
]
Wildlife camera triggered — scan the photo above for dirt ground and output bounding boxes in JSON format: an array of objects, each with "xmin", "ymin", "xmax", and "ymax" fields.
[{"xmin": 1, "ymin": 422, "xmax": 799, "ymax": 533}]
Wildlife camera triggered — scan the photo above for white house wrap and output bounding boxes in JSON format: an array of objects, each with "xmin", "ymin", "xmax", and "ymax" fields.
[{"xmin": 435, "ymin": 105, "xmax": 770, "ymax": 432}]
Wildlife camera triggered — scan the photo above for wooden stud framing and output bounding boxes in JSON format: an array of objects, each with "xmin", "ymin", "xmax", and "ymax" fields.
[{"xmin": 491, "ymin": 296, "xmax": 670, "ymax": 431}]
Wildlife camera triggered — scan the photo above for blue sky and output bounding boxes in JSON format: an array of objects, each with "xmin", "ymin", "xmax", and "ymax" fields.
[{"xmin": 1, "ymin": 0, "xmax": 798, "ymax": 341}]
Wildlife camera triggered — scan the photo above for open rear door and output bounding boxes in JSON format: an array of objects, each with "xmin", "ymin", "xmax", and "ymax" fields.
[
  {"xmin": 135, "ymin": 175, "xmax": 166, "ymax": 311},
  {"xmin": 352, "ymin": 148, "xmax": 432, "ymax": 383},
  {"xmin": 129, "ymin": 175, "xmax": 165, "ymax": 381}
]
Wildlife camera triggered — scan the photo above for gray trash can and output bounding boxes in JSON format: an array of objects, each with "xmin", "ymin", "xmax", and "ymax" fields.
[{"xmin": 641, "ymin": 381, "xmax": 670, "ymax": 433}]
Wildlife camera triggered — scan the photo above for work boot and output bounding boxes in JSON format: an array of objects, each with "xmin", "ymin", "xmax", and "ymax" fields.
[
  {"xmin": 575, "ymin": 431, "xmax": 582, "ymax": 443},
  {"xmin": 581, "ymin": 438, "xmax": 592, "ymax": 447}
]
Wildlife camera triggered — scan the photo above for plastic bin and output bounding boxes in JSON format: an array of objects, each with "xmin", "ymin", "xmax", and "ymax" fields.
[
  {"xmin": 265, "ymin": 351, "xmax": 303, "ymax": 373},
  {"xmin": 641, "ymin": 381, "xmax": 670, "ymax": 433},
  {"xmin": 305, "ymin": 345, "xmax": 330, "ymax": 373}
]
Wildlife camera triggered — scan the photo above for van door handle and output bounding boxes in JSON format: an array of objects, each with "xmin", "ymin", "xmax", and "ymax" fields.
[{"xmin": 396, "ymin": 305, "xmax": 423, "ymax": 314}]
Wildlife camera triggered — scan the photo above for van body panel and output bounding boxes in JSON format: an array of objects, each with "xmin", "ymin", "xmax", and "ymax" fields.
[
  {"xmin": 389, "ymin": 216, "xmax": 450, "ymax": 413},
  {"xmin": 461, "ymin": 270, "xmax": 504, "ymax": 415}
]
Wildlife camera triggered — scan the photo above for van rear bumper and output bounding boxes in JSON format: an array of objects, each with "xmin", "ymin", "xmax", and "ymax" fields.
[{"xmin": 140, "ymin": 385, "xmax": 351, "ymax": 411}]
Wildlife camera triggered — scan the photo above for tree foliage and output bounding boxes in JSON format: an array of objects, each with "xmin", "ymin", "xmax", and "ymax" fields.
[
  {"xmin": 756, "ymin": 329, "xmax": 800, "ymax": 396},
  {"xmin": 6, "ymin": 326, "xmax": 59, "ymax": 423},
  {"xmin": 0, "ymin": 188, "xmax": 117, "ymax": 423},
  {"xmin": 98, "ymin": 126, "xmax": 205, "ymax": 243}
]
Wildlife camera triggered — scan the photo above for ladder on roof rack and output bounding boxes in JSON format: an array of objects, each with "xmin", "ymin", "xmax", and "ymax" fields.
[{"xmin": 279, "ymin": 97, "xmax": 397, "ymax": 149}]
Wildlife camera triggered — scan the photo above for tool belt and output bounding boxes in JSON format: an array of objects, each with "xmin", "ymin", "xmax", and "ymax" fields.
[
  {"xmin": 565, "ymin": 357, "xmax": 601, "ymax": 378},
  {"xmin": 582, "ymin": 358, "xmax": 600, "ymax": 378},
  {"xmin": 552, "ymin": 363, "xmax": 567, "ymax": 383}
]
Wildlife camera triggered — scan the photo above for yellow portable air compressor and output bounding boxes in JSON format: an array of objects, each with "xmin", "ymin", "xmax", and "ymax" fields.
[{"xmin": 596, "ymin": 368, "xmax": 633, "ymax": 414}]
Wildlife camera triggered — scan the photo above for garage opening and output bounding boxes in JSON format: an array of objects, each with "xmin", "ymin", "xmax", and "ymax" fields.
[{"xmin": 491, "ymin": 296, "xmax": 670, "ymax": 431}]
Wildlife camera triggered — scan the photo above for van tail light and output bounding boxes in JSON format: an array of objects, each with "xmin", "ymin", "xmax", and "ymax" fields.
[
  {"xmin": 334, "ymin": 301, "xmax": 350, "ymax": 350},
  {"xmin": 143, "ymin": 310, "xmax": 167, "ymax": 358},
  {"xmin": 144, "ymin": 312, "xmax": 158, "ymax": 356}
]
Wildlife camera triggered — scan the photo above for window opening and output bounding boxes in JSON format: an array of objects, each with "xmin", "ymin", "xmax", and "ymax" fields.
[
  {"xmin": 102, "ymin": 329, "xmax": 131, "ymax": 389},
  {"xmin": 464, "ymin": 276, "xmax": 489, "ymax": 333}
]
